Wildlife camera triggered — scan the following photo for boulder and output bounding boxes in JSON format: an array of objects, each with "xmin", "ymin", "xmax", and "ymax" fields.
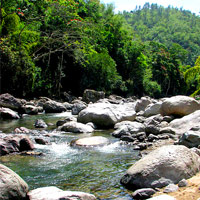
[
  {"xmin": 120, "ymin": 145, "xmax": 200, "ymax": 190},
  {"xmin": 144, "ymin": 102, "xmax": 162, "ymax": 117},
  {"xmin": 82, "ymin": 89, "xmax": 105, "ymax": 103},
  {"xmin": 77, "ymin": 103, "xmax": 136, "ymax": 128},
  {"xmin": 73, "ymin": 136, "xmax": 109, "ymax": 147},
  {"xmin": 0, "ymin": 93, "xmax": 23, "ymax": 111},
  {"xmin": 56, "ymin": 116, "xmax": 77, "ymax": 127},
  {"xmin": 169, "ymin": 110, "xmax": 200, "ymax": 135},
  {"xmin": 0, "ymin": 107, "xmax": 20, "ymax": 119},
  {"xmin": 160, "ymin": 95, "xmax": 200, "ymax": 117},
  {"xmin": 34, "ymin": 119, "xmax": 48, "ymax": 128},
  {"xmin": 178, "ymin": 130, "xmax": 200, "ymax": 148},
  {"xmin": 135, "ymin": 97, "xmax": 152, "ymax": 112},
  {"xmin": 163, "ymin": 184, "xmax": 179, "ymax": 193},
  {"xmin": 178, "ymin": 179, "xmax": 188, "ymax": 187},
  {"xmin": 132, "ymin": 188, "xmax": 156, "ymax": 199},
  {"xmin": 28, "ymin": 186, "xmax": 96, "ymax": 200},
  {"xmin": 60, "ymin": 121, "xmax": 94, "ymax": 133},
  {"xmin": 63, "ymin": 102, "xmax": 73, "ymax": 110},
  {"xmin": 112, "ymin": 121, "xmax": 145, "ymax": 139},
  {"xmin": 43, "ymin": 100, "xmax": 66, "ymax": 113},
  {"xmin": 22, "ymin": 105, "xmax": 39, "ymax": 115},
  {"xmin": 0, "ymin": 164, "xmax": 29, "ymax": 200},
  {"xmin": 72, "ymin": 101, "xmax": 87, "ymax": 115}
]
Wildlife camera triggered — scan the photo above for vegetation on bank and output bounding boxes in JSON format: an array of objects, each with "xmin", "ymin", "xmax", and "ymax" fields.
[{"xmin": 0, "ymin": 0, "xmax": 200, "ymax": 98}]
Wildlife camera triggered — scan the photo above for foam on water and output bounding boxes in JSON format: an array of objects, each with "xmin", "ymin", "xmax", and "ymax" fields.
[
  {"xmin": 97, "ymin": 141, "xmax": 123, "ymax": 153},
  {"xmin": 53, "ymin": 112, "xmax": 72, "ymax": 118},
  {"xmin": 35, "ymin": 142, "xmax": 78, "ymax": 157}
]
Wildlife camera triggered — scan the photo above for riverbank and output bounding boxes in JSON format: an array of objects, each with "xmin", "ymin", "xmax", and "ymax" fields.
[{"xmin": 153, "ymin": 172, "xmax": 200, "ymax": 200}]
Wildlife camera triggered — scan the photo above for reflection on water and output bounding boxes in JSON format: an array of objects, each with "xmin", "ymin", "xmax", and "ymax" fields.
[{"xmin": 0, "ymin": 113, "xmax": 139, "ymax": 200}]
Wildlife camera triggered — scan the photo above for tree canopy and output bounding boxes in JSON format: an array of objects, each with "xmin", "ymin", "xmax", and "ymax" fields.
[{"xmin": 0, "ymin": 1, "xmax": 199, "ymax": 98}]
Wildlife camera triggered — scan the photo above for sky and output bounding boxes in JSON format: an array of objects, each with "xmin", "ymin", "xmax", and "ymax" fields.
[{"xmin": 100, "ymin": 0, "xmax": 200, "ymax": 15}]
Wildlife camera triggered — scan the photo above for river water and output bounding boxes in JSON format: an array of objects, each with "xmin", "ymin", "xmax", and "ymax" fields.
[{"xmin": 0, "ymin": 112, "xmax": 140, "ymax": 199}]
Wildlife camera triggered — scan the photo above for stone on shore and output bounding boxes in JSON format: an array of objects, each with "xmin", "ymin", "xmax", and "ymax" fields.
[
  {"xmin": 160, "ymin": 95, "xmax": 200, "ymax": 117},
  {"xmin": 77, "ymin": 102, "xmax": 136, "ymax": 128},
  {"xmin": 28, "ymin": 186, "xmax": 96, "ymax": 200},
  {"xmin": 0, "ymin": 164, "xmax": 29, "ymax": 200},
  {"xmin": 120, "ymin": 145, "xmax": 200, "ymax": 190},
  {"xmin": 169, "ymin": 110, "xmax": 200, "ymax": 135},
  {"xmin": 178, "ymin": 130, "xmax": 200, "ymax": 148},
  {"xmin": 132, "ymin": 188, "xmax": 156, "ymax": 199},
  {"xmin": 0, "ymin": 93, "xmax": 23, "ymax": 111}
]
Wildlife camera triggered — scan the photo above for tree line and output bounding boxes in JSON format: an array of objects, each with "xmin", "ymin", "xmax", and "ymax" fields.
[{"xmin": 0, "ymin": 0, "xmax": 200, "ymax": 98}]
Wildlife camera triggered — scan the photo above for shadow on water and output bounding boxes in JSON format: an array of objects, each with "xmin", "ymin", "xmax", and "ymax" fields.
[{"xmin": 0, "ymin": 113, "xmax": 139, "ymax": 200}]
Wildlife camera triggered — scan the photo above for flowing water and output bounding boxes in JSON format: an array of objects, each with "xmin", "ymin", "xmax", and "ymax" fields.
[{"xmin": 0, "ymin": 112, "xmax": 140, "ymax": 199}]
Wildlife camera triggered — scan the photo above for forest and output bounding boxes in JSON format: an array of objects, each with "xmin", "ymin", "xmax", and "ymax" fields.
[{"xmin": 1, "ymin": 0, "xmax": 200, "ymax": 98}]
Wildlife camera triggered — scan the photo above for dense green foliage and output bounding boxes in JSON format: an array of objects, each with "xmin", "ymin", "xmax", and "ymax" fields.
[
  {"xmin": 123, "ymin": 3, "xmax": 200, "ymax": 66},
  {"xmin": 0, "ymin": 1, "xmax": 199, "ymax": 98}
]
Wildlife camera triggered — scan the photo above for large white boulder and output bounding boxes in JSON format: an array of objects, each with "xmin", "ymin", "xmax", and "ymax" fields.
[
  {"xmin": 169, "ymin": 110, "xmax": 200, "ymax": 135},
  {"xmin": 0, "ymin": 164, "xmax": 29, "ymax": 200},
  {"xmin": 160, "ymin": 95, "xmax": 200, "ymax": 116},
  {"xmin": 120, "ymin": 145, "xmax": 200, "ymax": 190},
  {"xmin": 77, "ymin": 103, "xmax": 136, "ymax": 128}
]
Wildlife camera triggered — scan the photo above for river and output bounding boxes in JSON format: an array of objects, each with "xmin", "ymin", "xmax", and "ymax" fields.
[{"xmin": 0, "ymin": 112, "xmax": 140, "ymax": 199}]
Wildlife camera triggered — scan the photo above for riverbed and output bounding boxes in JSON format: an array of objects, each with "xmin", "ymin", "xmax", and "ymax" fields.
[{"xmin": 0, "ymin": 112, "xmax": 140, "ymax": 199}]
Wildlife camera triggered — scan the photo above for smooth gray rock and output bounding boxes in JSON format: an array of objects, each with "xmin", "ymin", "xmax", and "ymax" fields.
[
  {"xmin": 43, "ymin": 100, "xmax": 66, "ymax": 113},
  {"xmin": 169, "ymin": 110, "xmax": 200, "ymax": 135},
  {"xmin": 144, "ymin": 102, "xmax": 162, "ymax": 117},
  {"xmin": 120, "ymin": 145, "xmax": 200, "ymax": 190},
  {"xmin": 0, "ymin": 164, "xmax": 29, "ymax": 200},
  {"xmin": 160, "ymin": 95, "xmax": 200, "ymax": 116},
  {"xmin": 60, "ymin": 121, "xmax": 94, "ymax": 133},
  {"xmin": 135, "ymin": 97, "xmax": 152, "ymax": 112},
  {"xmin": 178, "ymin": 179, "xmax": 188, "ymax": 187},
  {"xmin": 77, "ymin": 103, "xmax": 136, "ymax": 128},
  {"xmin": 112, "ymin": 121, "xmax": 145, "ymax": 138},
  {"xmin": 34, "ymin": 119, "xmax": 48, "ymax": 128},
  {"xmin": 163, "ymin": 184, "xmax": 179, "ymax": 193},
  {"xmin": 56, "ymin": 116, "xmax": 77, "ymax": 127},
  {"xmin": 74, "ymin": 136, "xmax": 109, "ymax": 147},
  {"xmin": 132, "ymin": 188, "xmax": 156, "ymax": 199},
  {"xmin": 0, "ymin": 93, "xmax": 23, "ymax": 111},
  {"xmin": 178, "ymin": 130, "xmax": 200, "ymax": 148},
  {"xmin": 72, "ymin": 101, "xmax": 87, "ymax": 115},
  {"xmin": 0, "ymin": 107, "xmax": 20, "ymax": 119},
  {"xmin": 28, "ymin": 186, "xmax": 96, "ymax": 200}
]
